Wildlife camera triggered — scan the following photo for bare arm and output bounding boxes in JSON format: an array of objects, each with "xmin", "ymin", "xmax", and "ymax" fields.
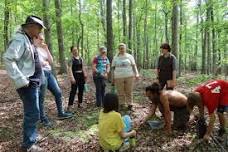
[
  {"xmin": 106, "ymin": 64, "xmax": 110, "ymax": 74},
  {"xmin": 43, "ymin": 44, "xmax": 53, "ymax": 64},
  {"xmin": 160, "ymin": 95, "xmax": 172, "ymax": 134},
  {"xmin": 132, "ymin": 64, "xmax": 139, "ymax": 77},
  {"xmin": 119, "ymin": 130, "xmax": 136, "ymax": 138},
  {"xmin": 137, "ymin": 103, "xmax": 157, "ymax": 128},
  {"xmin": 67, "ymin": 61, "xmax": 75, "ymax": 83},
  {"xmin": 82, "ymin": 58, "xmax": 87, "ymax": 79},
  {"xmin": 204, "ymin": 113, "xmax": 216, "ymax": 139}
]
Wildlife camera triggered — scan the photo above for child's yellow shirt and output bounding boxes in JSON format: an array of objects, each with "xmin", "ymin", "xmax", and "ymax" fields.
[{"xmin": 98, "ymin": 110, "xmax": 124, "ymax": 150}]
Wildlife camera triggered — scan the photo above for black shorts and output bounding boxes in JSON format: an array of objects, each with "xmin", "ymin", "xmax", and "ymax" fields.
[{"xmin": 172, "ymin": 106, "xmax": 190, "ymax": 129}]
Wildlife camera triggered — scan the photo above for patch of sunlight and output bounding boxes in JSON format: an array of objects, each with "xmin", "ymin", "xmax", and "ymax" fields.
[{"xmin": 49, "ymin": 124, "xmax": 98, "ymax": 142}]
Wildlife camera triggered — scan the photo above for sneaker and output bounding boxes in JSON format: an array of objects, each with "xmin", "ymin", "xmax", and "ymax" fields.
[
  {"xmin": 20, "ymin": 145, "xmax": 43, "ymax": 152},
  {"xmin": 28, "ymin": 145, "xmax": 43, "ymax": 152},
  {"xmin": 58, "ymin": 112, "xmax": 73, "ymax": 120}
]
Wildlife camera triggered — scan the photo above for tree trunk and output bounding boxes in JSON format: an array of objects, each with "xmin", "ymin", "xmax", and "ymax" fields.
[
  {"xmin": 206, "ymin": 0, "xmax": 211, "ymax": 74},
  {"xmin": 79, "ymin": 0, "xmax": 84, "ymax": 57},
  {"xmin": 202, "ymin": 29, "xmax": 207, "ymax": 74},
  {"xmin": 122, "ymin": 0, "xmax": 127, "ymax": 42},
  {"xmin": 192, "ymin": 0, "xmax": 201, "ymax": 71},
  {"xmin": 117, "ymin": 0, "xmax": 121, "ymax": 42},
  {"xmin": 54, "ymin": 0, "xmax": 67, "ymax": 73},
  {"xmin": 2, "ymin": 0, "xmax": 10, "ymax": 63},
  {"xmin": 128, "ymin": 0, "xmax": 133, "ymax": 51},
  {"xmin": 162, "ymin": 1, "xmax": 169, "ymax": 43},
  {"xmin": 106, "ymin": 0, "xmax": 114, "ymax": 61},
  {"xmin": 143, "ymin": 0, "xmax": 149, "ymax": 69},
  {"xmin": 164, "ymin": 12, "xmax": 169, "ymax": 43},
  {"xmin": 153, "ymin": 2, "xmax": 158, "ymax": 67},
  {"xmin": 42, "ymin": 0, "xmax": 53, "ymax": 55},
  {"xmin": 99, "ymin": 0, "xmax": 106, "ymax": 34},
  {"xmin": 179, "ymin": 0, "xmax": 182, "ymax": 76},
  {"xmin": 211, "ymin": 2, "xmax": 216, "ymax": 74},
  {"xmin": 171, "ymin": 0, "xmax": 178, "ymax": 58},
  {"xmin": 43, "ymin": 0, "xmax": 56, "ymax": 75},
  {"xmin": 97, "ymin": 13, "xmax": 100, "ymax": 49}
]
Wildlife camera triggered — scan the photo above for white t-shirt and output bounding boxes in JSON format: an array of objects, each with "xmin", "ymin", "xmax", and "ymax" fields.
[
  {"xmin": 112, "ymin": 53, "xmax": 136, "ymax": 79},
  {"xmin": 37, "ymin": 47, "xmax": 52, "ymax": 71}
]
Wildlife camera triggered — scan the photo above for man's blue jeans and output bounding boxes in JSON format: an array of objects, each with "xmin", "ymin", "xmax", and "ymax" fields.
[
  {"xmin": 93, "ymin": 76, "xmax": 106, "ymax": 107},
  {"xmin": 39, "ymin": 70, "xmax": 64, "ymax": 119},
  {"xmin": 17, "ymin": 86, "xmax": 40, "ymax": 149}
]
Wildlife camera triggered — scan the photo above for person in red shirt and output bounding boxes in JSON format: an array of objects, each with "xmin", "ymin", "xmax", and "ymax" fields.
[{"xmin": 187, "ymin": 80, "xmax": 228, "ymax": 140}]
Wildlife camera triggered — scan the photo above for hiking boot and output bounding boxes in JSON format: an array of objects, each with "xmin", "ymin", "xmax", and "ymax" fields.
[{"xmin": 58, "ymin": 112, "xmax": 73, "ymax": 120}]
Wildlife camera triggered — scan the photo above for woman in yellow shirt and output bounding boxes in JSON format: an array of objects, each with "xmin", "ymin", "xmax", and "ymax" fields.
[{"xmin": 98, "ymin": 93, "xmax": 136, "ymax": 151}]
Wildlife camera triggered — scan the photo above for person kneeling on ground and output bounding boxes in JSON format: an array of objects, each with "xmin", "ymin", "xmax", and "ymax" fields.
[
  {"xmin": 137, "ymin": 82, "xmax": 190, "ymax": 135},
  {"xmin": 187, "ymin": 80, "xmax": 228, "ymax": 141},
  {"xmin": 98, "ymin": 93, "xmax": 136, "ymax": 151}
]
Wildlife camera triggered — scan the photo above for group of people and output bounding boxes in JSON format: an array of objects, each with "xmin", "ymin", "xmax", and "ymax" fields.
[
  {"xmin": 3, "ymin": 15, "xmax": 227, "ymax": 152},
  {"xmin": 98, "ymin": 80, "xmax": 227, "ymax": 151}
]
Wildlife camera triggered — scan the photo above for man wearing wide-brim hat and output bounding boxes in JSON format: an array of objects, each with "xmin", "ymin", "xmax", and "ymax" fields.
[{"xmin": 3, "ymin": 15, "xmax": 46, "ymax": 152}]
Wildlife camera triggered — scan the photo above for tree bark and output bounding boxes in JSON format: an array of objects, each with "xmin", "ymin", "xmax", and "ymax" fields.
[
  {"xmin": 128, "ymin": 0, "xmax": 133, "ymax": 51},
  {"xmin": 171, "ymin": 0, "xmax": 178, "ymax": 58},
  {"xmin": 162, "ymin": 1, "xmax": 169, "ymax": 43},
  {"xmin": 117, "ymin": 0, "xmax": 121, "ymax": 42},
  {"xmin": 206, "ymin": 0, "xmax": 211, "ymax": 74},
  {"xmin": 179, "ymin": 0, "xmax": 182, "ymax": 75},
  {"xmin": 99, "ymin": 0, "xmax": 106, "ymax": 34},
  {"xmin": 2, "ymin": 0, "xmax": 10, "ymax": 63},
  {"xmin": 106, "ymin": 0, "xmax": 114, "ymax": 61},
  {"xmin": 54, "ymin": 0, "xmax": 67, "ymax": 73},
  {"xmin": 143, "ymin": 0, "xmax": 149, "ymax": 69},
  {"xmin": 122, "ymin": 0, "xmax": 127, "ymax": 42},
  {"xmin": 42, "ymin": 0, "xmax": 53, "ymax": 55},
  {"xmin": 79, "ymin": 0, "xmax": 84, "ymax": 57},
  {"xmin": 211, "ymin": 1, "xmax": 216, "ymax": 74}
]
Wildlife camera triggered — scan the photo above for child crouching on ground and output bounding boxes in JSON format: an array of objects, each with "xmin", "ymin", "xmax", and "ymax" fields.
[{"xmin": 98, "ymin": 93, "xmax": 136, "ymax": 151}]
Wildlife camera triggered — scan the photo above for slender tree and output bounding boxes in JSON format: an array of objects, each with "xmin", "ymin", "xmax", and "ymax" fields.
[
  {"xmin": 99, "ymin": 0, "xmax": 106, "ymax": 34},
  {"xmin": 128, "ymin": 0, "xmax": 133, "ymax": 51},
  {"xmin": 54, "ymin": 0, "xmax": 67, "ymax": 73},
  {"xmin": 2, "ymin": 0, "xmax": 10, "ymax": 63},
  {"xmin": 106, "ymin": 0, "xmax": 114, "ymax": 61},
  {"xmin": 122, "ymin": 0, "xmax": 127, "ymax": 42},
  {"xmin": 42, "ymin": 0, "xmax": 53, "ymax": 55},
  {"xmin": 79, "ymin": 0, "xmax": 84, "ymax": 57},
  {"xmin": 171, "ymin": 0, "xmax": 179, "ymax": 57},
  {"xmin": 179, "ymin": 0, "xmax": 183, "ymax": 75}
]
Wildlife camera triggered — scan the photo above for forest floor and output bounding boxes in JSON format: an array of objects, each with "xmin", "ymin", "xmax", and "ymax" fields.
[{"xmin": 0, "ymin": 68, "xmax": 227, "ymax": 152}]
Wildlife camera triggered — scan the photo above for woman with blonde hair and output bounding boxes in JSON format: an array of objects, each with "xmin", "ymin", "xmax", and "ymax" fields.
[{"xmin": 111, "ymin": 43, "xmax": 139, "ymax": 110}]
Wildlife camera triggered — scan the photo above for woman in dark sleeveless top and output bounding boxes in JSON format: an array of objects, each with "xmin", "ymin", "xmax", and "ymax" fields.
[
  {"xmin": 67, "ymin": 46, "xmax": 87, "ymax": 111},
  {"xmin": 156, "ymin": 43, "xmax": 177, "ymax": 90}
]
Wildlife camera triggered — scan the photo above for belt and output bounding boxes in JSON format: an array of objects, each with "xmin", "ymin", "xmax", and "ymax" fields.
[{"xmin": 74, "ymin": 71, "xmax": 83, "ymax": 73}]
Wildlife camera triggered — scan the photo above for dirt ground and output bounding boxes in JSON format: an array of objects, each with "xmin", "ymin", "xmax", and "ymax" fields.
[{"xmin": 0, "ymin": 69, "xmax": 227, "ymax": 152}]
